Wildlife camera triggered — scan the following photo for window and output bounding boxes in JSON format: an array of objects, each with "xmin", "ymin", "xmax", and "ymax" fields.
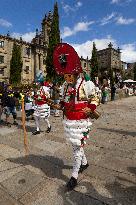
[
  {"xmin": 0, "ymin": 56, "xmax": 4, "ymax": 64},
  {"xmin": 0, "ymin": 68, "xmax": 4, "ymax": 76},
  {"xmin": 84, "ymin": 63, "xmax": 86, "ymax": 68},
  {"xmin": 25, "ymin": 47, "xmax": 31, "ymax": 56},
  {"xmin": 43, "ymin": 59, "xmax": 46, "ymax": 65},
  {"xmin": 0, "ymin": 41, "xmax": 4, "ymax": 48},
  {"xmin": 24, "ymin": 66, "xmax": 29, "ymax": 74}
]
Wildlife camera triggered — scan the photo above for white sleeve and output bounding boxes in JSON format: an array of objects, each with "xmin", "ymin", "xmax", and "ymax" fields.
[
  {"xmin": 83, "ymin": 80, "xmax": 96, "ymax": 98},
  {"xmin": 60, "ymin": 82, "xmax": 67, "ymax": 100}
]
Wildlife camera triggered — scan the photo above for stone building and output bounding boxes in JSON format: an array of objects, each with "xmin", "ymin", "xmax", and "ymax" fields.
[
  {"xmin": 97, "ymin": 42, "xmax": 123, "ymax": 80},
  {"xmin": 80, "ymin": 42, "xmax": 126, "ymax": 82},
  {"xmin": 0, "ymin": 12, "xmax": 52, "ymax": 84},
  {"xmin": 126, "ymin": 62, "xmax": 135, "ymax": 79},
  {"xmin": 80, "ymin": 56, "xmax": 91, "ymax": 76}
]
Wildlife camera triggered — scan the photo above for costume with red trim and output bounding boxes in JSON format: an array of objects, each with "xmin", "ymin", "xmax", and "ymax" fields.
[
  {"xmin": 34, "ymin": 85, "xmax": 50, "ymax": 118},
  {"xmin": 53, "ymin": 43, "xmax": 99, "ymax": 190},
  {"xmin": 32, "ymin": 82, "xmax": 51, "ymax": 135},
  {"xmin": 54, "ymin": 43, "xmax": 99, "ymax": 146}
]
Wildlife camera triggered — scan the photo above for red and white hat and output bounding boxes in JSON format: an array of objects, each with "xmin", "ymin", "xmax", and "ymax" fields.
[{"xmin": 53, "ymin": 43, "xmax": 82, "ymax": 76}]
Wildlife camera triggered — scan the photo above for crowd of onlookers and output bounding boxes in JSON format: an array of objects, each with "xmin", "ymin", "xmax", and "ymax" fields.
[
  {"xmin": 95, "ymin": 82, "xmax": 136, "ymax": 104},
  {"xmin": 0, "ymin": 80, "xmax": 136, "ymax": 126}
]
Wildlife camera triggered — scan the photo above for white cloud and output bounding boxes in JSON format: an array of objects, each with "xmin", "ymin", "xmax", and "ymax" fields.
[
  {"xmin": 11, "ymin": 32, "xmax": 35, "ymax": 42},
  {"xmin": 121, "ymin": 43, "xmax": 136, "ymax": 62},
  {"xmin": 61, "ymin": 1, "xmax": 82, "ymax": 14},
  {"xmin": 76, "ymin": 1, "xmax": 83, "ymax": 8},
  {"xmin": 71, "ymin": 36, "xmax": 116, "ymax": 58},
  {"xmin": 61, "ymin": 21, "xmax": 94, "ymax": 38},
  {"xmin": 100, "ymin": 12, "xmax": 116, "ymax": 25},
  {"xmin": 100, "ymin": 13, "xmax": 135, "ymax": 26},
  {"xmin": 111, "ymin": 0, "xmax": 120, "ymax": 4},
  {"xmin": 0, "ymin": 18, "xmax": 12, "ymax": 27},
  {"xmin": 67, "ymin": 36, "xmax": 136, "ymax": 63},
  {"xmin": 116, "ymin": 16, "xmax": 135, "ymax": 25},
  {"xmin": 111, "ymin": 0, "xmax": 132, "ymax": 4},
  {"xmin": 62, "ymin": 4, "xmax": 74, "ymax": 13}
]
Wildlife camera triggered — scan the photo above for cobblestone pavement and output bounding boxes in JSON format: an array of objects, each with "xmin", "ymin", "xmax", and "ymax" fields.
[{"xmin": 0, "ymin": 97, "xmax": 136, "ymax": 205}]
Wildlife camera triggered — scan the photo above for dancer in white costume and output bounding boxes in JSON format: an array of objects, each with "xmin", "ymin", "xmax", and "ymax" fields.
[
  {"xmin": 32, "ymin": 82, "xmax": 51, "ymax": 135},
  {"xmin": 53, "ymin": 43, "xmax": 99, "ymax": 190}
]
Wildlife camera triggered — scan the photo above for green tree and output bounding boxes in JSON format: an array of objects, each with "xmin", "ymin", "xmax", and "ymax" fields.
[
  {"xmin": 133, "ymin": 62, "xmax": 136, "ymax": 81},
  {"xmin": 46, "ymin": 2, "xmax": 60, "ymax": 81},
  {"xmin": 91, "ymin": 42, "xmax": 99, "ymax": 82},
  {"xmin": 10, "ymin": 42, "xmax": 23, "ymax": 86}
]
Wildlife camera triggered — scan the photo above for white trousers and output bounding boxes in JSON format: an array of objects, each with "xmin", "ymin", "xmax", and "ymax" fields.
[
  {"xmin": 34, "ymin": 115, "xmax": 50, "ymax": 131},
  {"xmin": 72, "ymin": 145, "xmax": 87, "ymax": 179}
]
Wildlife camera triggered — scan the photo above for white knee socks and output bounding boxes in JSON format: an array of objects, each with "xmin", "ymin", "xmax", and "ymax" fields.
[
  {"xmin": 72, "ymin": 145, "xmax": 87, "ymax": 179},
  {"xmin": 44, "ymin": 118, "xmax": 51, "ymax": 128},
  {"xmin": 34, "ymin": 115, "xmax": 40, "ymax": 131}
]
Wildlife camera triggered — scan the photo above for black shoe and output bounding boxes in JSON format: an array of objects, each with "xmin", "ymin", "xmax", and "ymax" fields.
[
  {"xmin": 31, "ymin": 116, "xmax": 34, "ymax": 120},
  {"xmin": 66, "ymin": 177, "xmax": 77, "ymax": 191},
  {"xmin": 46, "ymin": 126, "xmax": 51, "ymax": 133},
  {"xmin": 13, "ymin": 121, "xmax": 18, "ymax": 125},
  {"xmin": 32, "ymin": 130, "xmax": 40, "ymax": 135},
  {"xmin": 78, "ymin": 163, "xmax": 89, "ymax": 174},
  {"xmin": 6, "ymin": 122, "xmax": 11, "ymax": 127},
  {"xmin": 0, "ymin": 119, "xmax": 4, "ymax": 124}
]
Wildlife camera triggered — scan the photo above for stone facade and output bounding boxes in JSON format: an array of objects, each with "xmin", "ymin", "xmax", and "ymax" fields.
[
  {"xmin": 97, "ymin": 42, "xmax": 124, "ymax": 78},
  {"xmin": 0, "ymin": 12, "xmax": 52, "ymax": 84},
  {"xmin": 80, "ymin": 42, "xmax": 126, "ymax": 81},
  {"xmin": 126, "ymin": 62, "xmax": 135, "ymax": 79},
  {"xmin": 80, "ymin": 56, "xmax": 91, "ymax": 76}
]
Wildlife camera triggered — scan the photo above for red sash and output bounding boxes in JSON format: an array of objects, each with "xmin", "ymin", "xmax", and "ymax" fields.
[{"xmin": 64, "ymin": 102, "xmax": 96, "ymax": 120}]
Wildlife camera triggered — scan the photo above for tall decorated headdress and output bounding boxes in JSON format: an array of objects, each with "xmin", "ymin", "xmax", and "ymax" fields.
[{"xmin": 53, "ymin": 43, "xmax": 82, "ymax": 75}]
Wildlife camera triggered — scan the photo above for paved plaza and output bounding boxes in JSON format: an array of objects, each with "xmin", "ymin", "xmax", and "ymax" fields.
[{"xmin": 0, "ymin": 97, "xmax": 136, "ymax": 205}]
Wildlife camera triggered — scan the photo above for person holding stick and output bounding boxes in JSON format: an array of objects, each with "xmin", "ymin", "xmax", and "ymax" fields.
[{"xmin": 53, "ymin": 43, "xmax": 100, "ymax": 191}]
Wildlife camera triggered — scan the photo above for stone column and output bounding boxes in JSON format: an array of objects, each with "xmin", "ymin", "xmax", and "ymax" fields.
[
  {"xmin": 35, "ymin": 53, "xmax": 39, "ymax": 73},
  {"xmin": 39, "ymin": 54, "xmax": 43, "ymax": 71}
]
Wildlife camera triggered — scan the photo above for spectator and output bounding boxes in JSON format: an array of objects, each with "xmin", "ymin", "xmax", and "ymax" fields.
[
  {"xmin": 2, "ymin": 85, "xmax": 18, "ymax": 126},
  {"xmin": 101, "ymin": 85, "xmax": 109, "ymax": 104},
  {"xmin": 111, "ymin": 83, "xmax": 116, "ymax": 101},
  {"xmin": 51, "ymin": 82, "xmax": 61, "ymax": 117}
]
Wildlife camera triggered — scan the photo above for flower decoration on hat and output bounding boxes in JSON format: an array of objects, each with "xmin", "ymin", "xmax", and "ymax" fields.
[{"xmin": 53, "ymin": 43, "xmax": 82, "ymax": 76}]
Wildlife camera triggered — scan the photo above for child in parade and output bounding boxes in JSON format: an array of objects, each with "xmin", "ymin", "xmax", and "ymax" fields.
[{"xmin": 32, "ymin": 82, "xmax": 51, "ymax": 135}]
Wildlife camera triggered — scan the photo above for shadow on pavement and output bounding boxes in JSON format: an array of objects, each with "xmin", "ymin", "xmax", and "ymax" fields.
[
  {"xmin": 105, "ymin": 166, "xmax": 136, "ymax": 205},
  {"xmin": 128, "ymin": 166, "xmax": 136, "ymax": 175},
  {"xmin": 98, "ymin": 128, "xmax": 136, "ymax": 137},
  {"xmin": 17, "ymin": 124, "xmax": 35, "ymax": 132},
  {"xmin": 8, "ymin": 154, "xmax": 71, "ymax": 183},
  {"xmin": 105, "ymin": 181, "xmax": 136, "ymax": 205},
  {"xmin": 58, "ymin": 181, "xmax": 114, "ymax": 205}
]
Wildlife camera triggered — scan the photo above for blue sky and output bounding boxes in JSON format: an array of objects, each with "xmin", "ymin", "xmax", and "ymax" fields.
[{"xmin": 0, "ymin": 0, "xmax": 136, "ymax": 62}]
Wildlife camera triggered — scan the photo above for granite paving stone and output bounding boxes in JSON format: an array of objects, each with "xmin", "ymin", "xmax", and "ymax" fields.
[
  {"xmin": 0, "ymin": 155, "xmax": 5, "ymax": 163},
  {"xmin": 0, "ymin": 127, "xmax": 17, "ymax": 136},
  {"xmin": 0, "ymin": 144, "xmax": 23, "ymax": 158},
  {"xmin": 0, "ymin": 188, "xmax": 22, "ymax": 205},
  {"xmin": 34, "ymin": 139, "xmax": 65, "ymax": 154},
  {"xmin": 1, "ymin": 169, "xmax": 43, "ymax": 200},
  {"xmin": 0, "ymin": 166, "xmax": 25, "ymax": 183}
]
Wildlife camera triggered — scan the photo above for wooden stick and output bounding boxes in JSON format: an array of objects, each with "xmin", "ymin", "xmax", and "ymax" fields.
[{"xmin": 21, "ymin": 98, "xmax": 29, "ymax": 155}]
